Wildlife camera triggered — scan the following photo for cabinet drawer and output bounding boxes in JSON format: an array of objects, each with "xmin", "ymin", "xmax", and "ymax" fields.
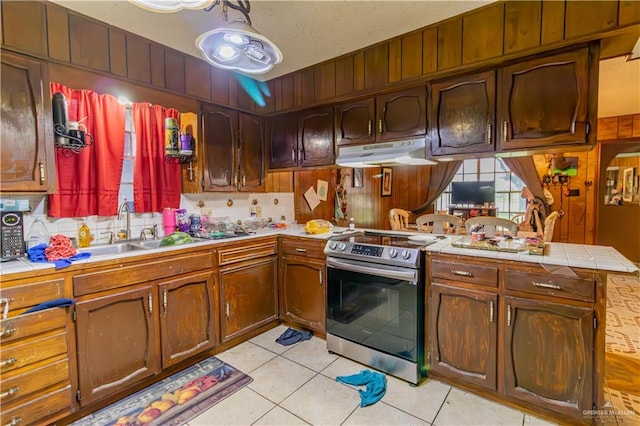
[
  {"xmin": 1, "ymin": 384, "xmax": 71, "ymax": 426},
  {"xmin": 74, "ymin": 251, "xmax": 213, "ymax": 296},
  {"xmin": 280, "ymin": 238, "xmax": 325, "ymax": 258},
  {"xmin": 431, "ymin": 259, "xmax": 498, "ymax": 287},
  {"xmin": 1, "ymin": 308, "xmax": 67, "ymax": 344},
  {"xmin": 504, "ymin": 269, "xmax": 595, "ymax": 302},
  {"xmin": 1, "ymin": 358, "xmax": 69, "ymax": 404},
  {"xmin": 218, "ymin": 240, "xmax": 277, "ymax": 266},
  {"xmin": 0, "ymin": 278, "xmax": 65, "ymax": 313},
  {"xmin": 1, "ymin": 331, "xmax": 67, "ymax": 373}
]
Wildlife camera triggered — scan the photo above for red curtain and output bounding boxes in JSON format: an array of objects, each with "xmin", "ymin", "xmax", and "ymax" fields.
[
  {"xmin": 48, "ymin": 83, "xmax": 126, "ymax": 217},
  {"xmin": 131, "ymin": 103, "xmax": 181, "ymax": 212}
]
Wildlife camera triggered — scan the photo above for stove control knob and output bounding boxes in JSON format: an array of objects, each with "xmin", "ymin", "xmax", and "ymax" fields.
[
  {"xmin": 329, "ymin": 242, "xmax": 337, "ymax": 250},
  {"xmin": 389, "ymin": 248, "xmax": 398, "ymax": 258},
  {"xmin": 402, "ymin": 250, "xmax": 411, "ymax": 259},
  {"xmin": 338, "ymin": 243, "xmax": 347, "ymax": 251}
]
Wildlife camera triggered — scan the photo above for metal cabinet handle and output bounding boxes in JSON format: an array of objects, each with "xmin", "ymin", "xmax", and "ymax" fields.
[
  {"xmin": 368, "ymin": 120, "xmax": 372, "ymax": 136},
  {"xmin": 486, "ymin": 123, "xmax": 492, "ymax": 144},
  {"xmin": 319, "ymin": 270, "xmax": 323, "ymax": 285},
  {"xmin": 5, "ymin": 417, "xmax": 21, "ymax": 426},
  {"xmin": 148, "ymin": 293, "xmax": 153, "ymax": 314},
  {"xmin": 378, "ymin": 119, "xmax": 383, "ymax": 134},
  {"xmin": 225, "ymin": 302, "xmax": 230, "ymax": 318},
  {"xmin": 450, "ymin": 270, "xmax": 473, "ymax": 277},
  {"xmin": 0, "ymin": 387, "xmax": 19, "ymax": 399},
  {"xmin": 532, "ymin": 281, "xmax": 561, "ymax": 290},
  {"xmin": 39, "ymin": 162, "xmax": 45, "ymax": 185},
  {"xmin": 291, "ymin": 149, "xmax": 296, "ymax": 161},
  {"xmin": 163, "ymin": 289, "xmax": 168, "ymax": 314},
  {"xmin": 489, "ymin": 301, "xmax": 494, "ymax": 323},
  {"xmin": 507, "ymin": 305, "xmax": 512, "ymax": 327},
  {"xmin": 233, "ymin": 172, "xmax": 238, "ymax": 187},
  {"xmin": 295, "ymin": 248, "xmax": 307, "ymax": 253},
  {"xmin": 503, "ymin": 121, "xmax": 508, "ymax": 142},
  {"xmin": 242, "ymin": 174, "xmax": 246, "ymax": 186},
  {"xmin": 0, "ymin": 357, "xmax": 17, "ymax": 368},
  {"xmin": 0, "ymin": 328, "xmax": 16, "ymax": 338}
]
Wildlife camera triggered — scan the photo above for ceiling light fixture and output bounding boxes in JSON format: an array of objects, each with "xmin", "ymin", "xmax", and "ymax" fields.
[{"xmin": 130, "ymin": 0, "xmax": 282, "ymax": 74}]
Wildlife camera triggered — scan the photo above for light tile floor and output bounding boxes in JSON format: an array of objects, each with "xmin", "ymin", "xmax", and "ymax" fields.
[{"xmin": 186, "ymin": 325, "xmax": 555, "ymax": 426}]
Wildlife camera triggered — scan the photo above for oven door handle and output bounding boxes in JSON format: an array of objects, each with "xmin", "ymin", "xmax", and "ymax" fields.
[{"xmin": 326, "ymin": 257, "xmax": 418, "ymax": 284}]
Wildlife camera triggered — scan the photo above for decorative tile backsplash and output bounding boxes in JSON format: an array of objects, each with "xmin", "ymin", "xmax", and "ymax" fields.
[{"xmin": 8, "ymin": 192, "xmax": 294, "ymax": 245}]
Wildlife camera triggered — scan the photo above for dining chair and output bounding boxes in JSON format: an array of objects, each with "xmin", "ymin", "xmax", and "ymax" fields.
[
  {"xmin": 416, "ymin": 213, "xmax": 463, "ymax": 234},
  {"xmin": 388, "ymin": 208, "xmax": 411, "ymax": 231},
  {"xmin": 465, "ymin": 216, "xmax": 519, "ymax": 237},
  {"xmin": 543, "ymin": 211, "xmax": 559, "ymax": 242}
]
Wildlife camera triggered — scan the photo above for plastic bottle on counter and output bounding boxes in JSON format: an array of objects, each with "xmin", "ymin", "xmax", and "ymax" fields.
[
  {"xmin": 26, "ymin": 216, "xmax": 50, "ymax": 249},
  {"xmin": 349, "ymin": 217, "xmax": 355, "ymax": 231},
  {"xmin": 78, "ymin": 221, "xmax": 91, "ymax": 248}
]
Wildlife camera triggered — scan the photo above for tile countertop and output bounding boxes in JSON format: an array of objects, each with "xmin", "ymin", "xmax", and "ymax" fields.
[{"xmin": 1, "ymin": 226, "xmax": 637, "ymax": 277}]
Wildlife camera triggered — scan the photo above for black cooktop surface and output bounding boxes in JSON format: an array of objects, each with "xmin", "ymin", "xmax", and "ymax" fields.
[{"xmin": 330, "ymin": 231, "xmax": 441, "ymax": 248}]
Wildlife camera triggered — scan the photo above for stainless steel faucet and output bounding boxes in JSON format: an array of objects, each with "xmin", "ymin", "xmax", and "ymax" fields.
[
  {"xmin": 139, "ymin": 224, "xmax": 158, "ymax": 240},
  {"xmin": 117, "ymin": 201, "xmax": 131, "ymax": 240}
]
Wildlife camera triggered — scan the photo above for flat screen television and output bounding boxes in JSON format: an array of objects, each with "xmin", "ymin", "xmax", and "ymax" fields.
[{"xmin": 451, "ymin": 181, "xmax": 495, "ymax": 205}]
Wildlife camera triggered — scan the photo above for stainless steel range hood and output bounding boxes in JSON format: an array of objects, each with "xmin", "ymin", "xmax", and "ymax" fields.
[{"xmin": 335, "ymin": 139, "xmax": 437, "ymax": 167}]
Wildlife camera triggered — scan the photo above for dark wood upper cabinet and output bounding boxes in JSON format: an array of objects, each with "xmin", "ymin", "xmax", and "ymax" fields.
[
  {"xmin": 430, "ymin": 70, "xmax": 496, "ymax": 156},
  {"xmin": 238, "ymin": 113, "xmax": 265, "ymax": 192},
  {"xmin": 1, "ymin": 1, "xmax": 48, "ymax": 57},
  {"xmin": 268, "ymin": 113, "xmax": 298, "ymax": 169},
  {"xmin": 335, "ymin": 98, "xmax": 376, "ymax": 146},
  {"xmin": 298, "ymin": 106, "xmax": 335, "ymax": 167},
  {"xmin": 68, "ymin": 14, "xmax": 110, "ymax": 72},
  {"xmin": 202, "ymin": 104, "xmax": 238, "ymax": 192},
  {"xmin": 498, "ymin": 48, "xmax": 593, "ymax": 150},
  {"xmin": 0, "ymin": 52, "xmax": 55, "ymax": 192},
  {"xmin": 335, "ymin": 87, "xmax": 426, "ymax": 147}
]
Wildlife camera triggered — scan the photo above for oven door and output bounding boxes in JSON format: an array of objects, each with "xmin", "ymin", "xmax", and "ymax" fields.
[{"xmin": 326, "ymin": 257, "xmax": 423, "ymax": 363}]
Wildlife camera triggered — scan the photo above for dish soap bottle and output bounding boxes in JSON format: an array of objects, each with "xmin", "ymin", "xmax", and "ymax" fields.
[
  {"xmin": 27, "ymin": 216, "xmax": 50, "ymax": 249},
  {"xmin": 78, "ymin": 221, "xmax": 91, "ymax": 248}
]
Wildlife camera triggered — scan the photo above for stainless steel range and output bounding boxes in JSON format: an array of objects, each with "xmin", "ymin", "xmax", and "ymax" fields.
[{"xmin": 324, "ymin": 230, "xmax": 437, "ymax": 384}]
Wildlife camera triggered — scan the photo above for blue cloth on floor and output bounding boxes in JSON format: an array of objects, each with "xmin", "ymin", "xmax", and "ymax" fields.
[
  {"xmin": 275, "ymin": 327, "xmax": 313, "ymax": 346},
  {"xmin": 26, "ymin": 244, "xmax": 92, "ymax": 269},
  {"xmin": 24, "ymin": 298, "xmax": 75, "ymax": 314},
  {"xmin": 336, "ymin": 369, "xmax": 387, "ymax": 407}
]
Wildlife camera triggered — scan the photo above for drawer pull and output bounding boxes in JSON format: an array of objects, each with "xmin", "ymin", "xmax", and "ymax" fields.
[
  {"xmin": 0, "ymin": 357, "xmax": 17, "ymax": 368},
  {"xmin": 295, "ymin": 248, "xmax": 307, "ymax": 253},
  {"xmin": 368, "ymin": 120, "xmax": 372, "ymax": 136},
  {"xmin": 163, "ymin": 289, "xmax": 168, "ymax": 314},
  {"xmin": 489, "ymin": 301, "xmax": 494, "ymax": 323},
  {"xmin": 319, "ymin": 270, "xmax": 323, "ymax": 285},
  {"xmin": 225, "ymin": 302, "xmax": 230, "ymax": 318},
  {"xmin": 0, "ymin": 327, "xmax": 16, "ymax": 338},
  {"xmin": 5, "ymin": 417, "xmax": 22, "ymax": 426},
  {"xmin": 507, "ymin": 305, "xmax": 512, "ymax": 327},
  {"xmin": 450, "ymin": 270, "xmax": 473, "ymax": 277},
  {"xmin": 148, "ymin": 293, "xmax": 153, "ymax": 315},
  {"xmin": 0, "ymin": 386, "xmax": 19, "ymax": 399},
  {"xmin": 532, "ymin": 281, "xmax": 561, "ymax": 290},
  {"xmin": 378, "ymin": 119, "xmax": 383, "ymax": 134}
]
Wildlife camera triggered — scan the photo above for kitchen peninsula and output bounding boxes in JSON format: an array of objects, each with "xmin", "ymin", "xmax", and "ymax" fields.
[{"xmin": 0, "ymin": 226, "xmax": 636, "ymax": 425}]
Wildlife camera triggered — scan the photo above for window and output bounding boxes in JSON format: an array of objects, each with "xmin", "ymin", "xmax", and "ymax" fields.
[
  {"xmin": 434, "ymin": 158, "xmax": 527, "ymax": 219},
  {"xmin": 118, "ymin": 105, "xmax": 135, "ymax": 209}
]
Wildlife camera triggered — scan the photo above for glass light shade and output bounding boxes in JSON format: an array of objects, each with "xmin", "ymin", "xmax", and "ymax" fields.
[
  {"xmin": 129, "ymin": 0, "xmax": 215, "ymax": 13},
  {"xmin": 196, "ymin": 20, "xmax": 283, "ymax": 74}
]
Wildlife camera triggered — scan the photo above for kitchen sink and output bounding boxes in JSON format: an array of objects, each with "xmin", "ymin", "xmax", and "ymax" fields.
[
  {"xmin": 78, "ymin": 242, "xmax": 149, "ymax": 256},
  {"xmin": 129, "ymin": 239, "xmax": 163, "ymax": 249}
]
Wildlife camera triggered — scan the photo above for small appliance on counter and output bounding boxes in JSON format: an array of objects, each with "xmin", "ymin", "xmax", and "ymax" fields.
[{"xmin": 1, "ymin": 211, "xmax": 25, "ymax": 262}]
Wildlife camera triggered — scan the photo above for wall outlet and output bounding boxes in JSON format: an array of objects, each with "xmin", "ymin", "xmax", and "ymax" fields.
[{"xmin": 567, "ymin": 189, "xmax": 580, "ymax": 197}]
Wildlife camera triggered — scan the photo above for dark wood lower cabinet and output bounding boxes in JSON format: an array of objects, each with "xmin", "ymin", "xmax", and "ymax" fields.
[
  {"xmin": 219, "ymin": 256, "xmax": 278, "ymax": 342},
  {"xmin": 504, "ymin": 296, "xmax": 594, "ymax": 418},
  {"xmin": 159, "ymin": 271, "xmax": 217, "ymax": 369},
  {"xmin": 75, "ymin": 285, "xmax": 160, "ymax": 406},
  {"xmin": 429, "ymin": 283, "xmax": 497, "ymax": 390},
  {"xmin": 279, "ymin": 255, "xmax": 326, "ymax": 333}
]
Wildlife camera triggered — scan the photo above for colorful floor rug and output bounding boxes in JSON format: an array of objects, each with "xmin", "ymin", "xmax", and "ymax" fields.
[{"xmin": 72, "ymin": 357, "xmax": 252, "ymax": 426}]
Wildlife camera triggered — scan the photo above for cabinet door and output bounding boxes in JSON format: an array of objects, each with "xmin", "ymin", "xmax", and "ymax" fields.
[
  {"xmin": 159, "ymin": 271, "xmax": 217, "ymax": 369},
  {"xmin": 430, "ymin": 70, "xmax": 496, "ymax": 156},
  {"xmin": 238, "ymin": 113, "xmax": 265, "ymax": 192},
  {"xmin": 202, "ymin": 104, "xmax": 238, "ymax": 191},
  {"xmin": 499, "ymin": 48, "xmax": 592, "ymax": 150},
  {"xmin": 298, "ymin": 106, "xmax": 335, "ymax": 167},
  {"xmin": 268, "ymin": 113, "xmax": 298, "ymax": 169},
  {"xmin": 279, "ymin": 255, "xmax": 326, "ymax": 333},
  {"xmin": 504, "ymin": 296, "xmax": 593, "ymax": 417},
  {"xmin": 220, "ymin": 257, "xmax": 278, "ymax": 342},
  {"xmin": 335, "ymin": 99, "xmax": 376, "ymax": 146},
  {"xmin": 0, "ymin": 52, "xmax": 54, "ymax": 192},
  {"xmin": 376, "ymin": 88, "xmax": 427, "ymax": 142},
  {"xmin": 429, "ymin": 283, "xmax": 497, "ymax": 390},
  {"xmin": 75, "ymin": 285, "xmax": 160, "ymax": 406}
]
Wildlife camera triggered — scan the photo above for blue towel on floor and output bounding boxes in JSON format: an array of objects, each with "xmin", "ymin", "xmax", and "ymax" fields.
[
  {"xmin": 24, "ymin": 298, "xmax": 75, "ymax": 314},
  {"xmin": 26, "ymin": 243, "xmax": 92, "ymax": 269},
  {"xmin": 336, "ymin": 369, "xmax": 387, "ymax": 407},
  {"xmin": 275, "ymin": 327, "xmax": 313, "ymax": 346}
]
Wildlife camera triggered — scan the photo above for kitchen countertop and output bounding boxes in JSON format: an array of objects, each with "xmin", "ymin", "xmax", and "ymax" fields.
[{"xmin": 1, "ymin": 226, "xmax": 637, "ymax": 277}]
